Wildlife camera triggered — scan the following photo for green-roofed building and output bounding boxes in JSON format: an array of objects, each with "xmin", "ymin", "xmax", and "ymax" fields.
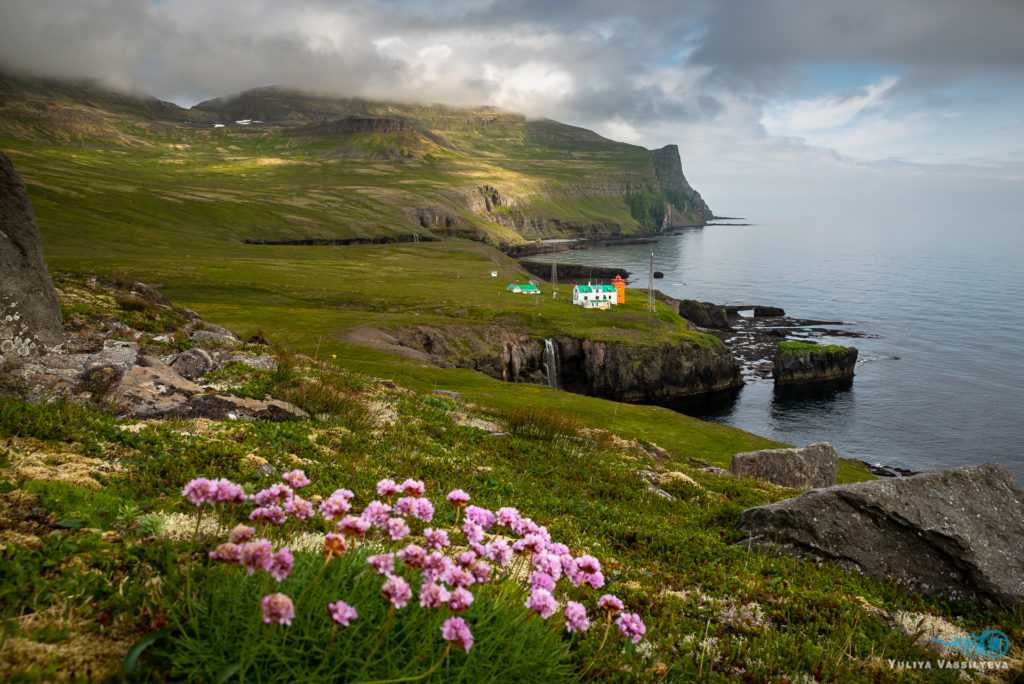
[
  {"xmin": 507, "ymin": 283, "xmax": 541, "ymax": 294},
  {"xmin": 572, "ymin": 283, "xmax": 618, "ymax": 309}
]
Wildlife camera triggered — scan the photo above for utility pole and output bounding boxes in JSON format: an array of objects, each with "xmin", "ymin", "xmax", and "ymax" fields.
[
  {"xmin": 647, "ymin": 251, "xmax": 655, "ymax": 312},
  {"xmin": 551, "ymin": 262, "xmax": 558, "ymax": 298}
]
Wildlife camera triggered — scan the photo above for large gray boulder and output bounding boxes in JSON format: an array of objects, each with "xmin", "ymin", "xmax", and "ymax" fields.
[
  {"xmin": 739, "ymin": 463, "xmax": 1024, "ymax": 607},
  {"xmin": 0, "ymin": 151, "xmax": 63, "ymax": 358},
  {"xmin": 731, "ymin": 442, "xmax": 838, "ymax": 489}
]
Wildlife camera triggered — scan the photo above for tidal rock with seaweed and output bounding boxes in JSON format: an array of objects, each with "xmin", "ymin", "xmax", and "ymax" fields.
[{"xmin": 739, "ymin": 462, "xmax": 1024, "ymax": 608}]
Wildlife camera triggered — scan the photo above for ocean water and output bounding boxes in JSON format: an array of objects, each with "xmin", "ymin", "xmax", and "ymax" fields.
[{"xmin": 527, "ymin": 216, "xmax": 1024, "ymax": 483}]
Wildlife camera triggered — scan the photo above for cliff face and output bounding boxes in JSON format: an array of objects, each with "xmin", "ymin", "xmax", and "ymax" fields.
[
  {"xmin": 375, "ymin": 324, "xmax": 742, "ymax": 402},
  {"xmin": 773, "ymin": 344, "xmax": 858, "ymax": 385}
]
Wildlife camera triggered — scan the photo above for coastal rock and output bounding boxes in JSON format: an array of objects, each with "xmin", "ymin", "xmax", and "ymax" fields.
[
  {"xmin": 753, "ymin": 306, "xmax": 785, "ymax": 318},
  {"xmin": 730, "ymin": 442, "xmax": 838, "ymax": 489},
  {"xmin": 772, "ymin": 343, "xmax": 857, "ymax": 385},
  {"xmin": 0, "ymin": 152, "xmax": 63, "ymax": 356},
  {"xmin": 738, "ymin": 463, "xmax": 1024, "ymax": 608},
  {"xmin": 653, "ymin": 292, "xmax": 731, "ymax": 329}
]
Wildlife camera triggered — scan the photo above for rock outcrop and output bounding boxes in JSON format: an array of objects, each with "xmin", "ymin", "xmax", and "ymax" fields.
[
  {"xmin": 0, "ymin": 151, "xmax": 63, "ymax": 360},
  {"xmin": 739, "ymin": 463, "xmax": 1024, "ymax": 608},
  {"xmin": 655, "ymin": 293, "xmax": 732, "ymax": 330},
  {"xmin": 730, "ymin": 442, "xmax": 838, "ymax": 489},
  {"xmin": 773, "ymin": 343, "xmax": 857, "ymax": 385}
]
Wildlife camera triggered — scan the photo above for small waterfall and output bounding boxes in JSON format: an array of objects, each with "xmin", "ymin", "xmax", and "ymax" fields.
[{"xmin": 543, "ymin": 337, "xmax": 560, "ymax": 390}]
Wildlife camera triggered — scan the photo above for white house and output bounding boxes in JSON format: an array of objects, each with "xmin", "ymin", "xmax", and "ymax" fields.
[{"xmin": 572, "ymin": 284, "xmax": 618, "ymax": 309}]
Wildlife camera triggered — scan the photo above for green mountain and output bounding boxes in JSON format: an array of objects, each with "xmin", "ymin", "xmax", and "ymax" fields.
[{"xmin": 0, "ymin": 73, "xmax": 711, "ymax": 255}]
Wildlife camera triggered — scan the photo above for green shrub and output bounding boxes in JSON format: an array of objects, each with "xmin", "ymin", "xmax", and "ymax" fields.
[{"xmin": 504, "ymin": 406, "xmax": 582, "ymax": 442}]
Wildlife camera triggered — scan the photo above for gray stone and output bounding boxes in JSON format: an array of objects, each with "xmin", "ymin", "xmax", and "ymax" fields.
[
  {"xmin": 116, "ymin": 355, "xmax": 203, "ymax": 417},
  {"xmin": 230, "ymin": 354, "xmax": 278, "ymax": 371},
  {"xmin": 169, "ymin": 347, "xmax": 219, "ymax": 380},
  {"xmin": 0, "ymin": 152, "xmax": 63, "ymax": 354},
  {"xmin": 731, "ymin": 442, "xmax": 838, "ymax": 489},
  {"xmin": 191, "ymin": 329, "xmax": 241, "ymax": 347},
  {"xmin": 739, "ymin": 462, "xmax": 1024, "ymax": 608},
  {"xmin": 166, "ymin": 393, "xmax": 307, "ymax": 422}
]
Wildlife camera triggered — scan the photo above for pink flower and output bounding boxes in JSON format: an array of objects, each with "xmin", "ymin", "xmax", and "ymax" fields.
[
  {"xmin": 252, "ymin": 484, "xmax": 293, "ymax": 507},
  {"xmin": 496, "ymin": 506, "xmax": 520, "ymax": 527},
  {"xmin": 281, "ymin": 469, "xmax": 310, "ymax": 489},
  {"xmin": 368, "ymin": 553, "xmax": 395, "ymax": 576},
  {"xmin": 422, "ymin": 552, "xmax": 453, "ymax": 583},
  {"xmin": 470, "ymin": 560, "xmax": 492, "ymax": 584},
  {"xmin": 397, "ymin": 543, "xmax": 427, "ymax": 569},
  {"xmin": 328, "ymin": 600, "xmax": 358, "ymax": 626},
  {"xmin": 376, "ymin": 479, "xmax": 400, "ymax": 498},
  {"xmin": 393, "ymin": 496, "xmax": 415, "ymax": 516},
  {"xmin": 261, "ymin": 593, "xmax": 294, "ymax": 626},
  {"xmin": 483, "ymin": 540, "xmax": 512, "ymax": 566},
  {"xmin": 361, "ymin": 501, "xmax": 392, "ymax": 528},
  {"xmin": 240, "ymin": 539, "xmax": 273, "ymax": 575},
  {"xmin": 182, "ymin": 478, "xmax": 216, "ymax": 505},
  {"xmin": 423, "ymin": 528, "xmax": 450, "ymax": 550},
  {"xmin": 411, "ymin": 498, "xmax": 434, "ymax": 523},
  {"xmin": 447, "ymin": 568, "xmax": 475, "ymax": 589},
  {"xmin": 283, "ymin": 496, "xmax": 314, "ymax": 520},
  {"xmin": 464, "ymin": 505, "xmax": 495, "ymax": 530},
  {"xmin": 525, "ymin": 589, "xmax": 557, "ymax": 619},
  {"xmin": 511, "ymin": 516, "xmax": 539, "ymax": 536},
  {"xmin": 441, "ymin": 617, "xmax": 474, "ymax": 652},
  {"xmin": 548, "ymin": 542, "xmax": 570, "ymax": 557},
  {"xmin": 446, "ymin": 489, "xmax": 470, "ymax": 506},
  {"xmin": 214, "ymin": 478, "xmax": 247, "ymax": 503},
  {"xmin": 419, "ymin": 582, "xmax": 450, "ymax": 609},
  {"xmin": 597, "ymin": 595, "xmax": 624, "ymax": 614},
  {"xmin": 209, "ymin": 542, "xmax": 242, "ymax": 562},
  {"xmin": 532, "ymin": 552, "xmax": 562, "ymax": 581},
  {"xmin": 338, "ymin": 515, "xmax": 371, "ymax": 537},
  {"xmin": 329, "ymin": 488, "xmax": 355, "ymax": 502},
  {"xmin": 456, "ymin": 551, "xmax": 477, "ymax": 568},
  {"xmin": 267, "ymin": 548, "xmax": 294, "ymax": 582},
  {"xmin": 564, "ymin": 601, "xmax": 589, "ymax": 633},
  {"xmin": 387, "ymin": 517, "xmax": 411, "ymax": 541},
  {"xmin": 448, "ymin": 587, "xmax": 474, "ymax": 613},
  {"xmin": 584, "ymin": 570, "xmax": 605, "ymax": 590},
  {"xmin": 228, "ymin": 524, "xmax": 255, "ymax": 544},
  {"xmin": 400, "ymin": 479, "xmax": 425, "ymax": 497},
  {"xmin": 529, "ymin": 571, "xmax": 555, "ymax": 592},
  {"xmin": 249, "ymin": 505, "xmax": 287, "ymax": 526},
  {"xmin": 318, "ymin": 495, "xmax": 352, "ymax": 521},
  {"xmin": 323, "ymin": 533, "xmax": 347, "ymax": 559},
  {"xmin": 616, "ymin": 612, "xmax": 646, "ymax": 643},
  {"xmin": 381, "ymin": 576, "xmax": 412, "ymax": 608},
  {"xmin": 461, "ymin": 521, "xmax": 484, "ymax": 544},
  {"xmin": 575, "ymin": 555, "xmax": 601, "ymax": 575}
]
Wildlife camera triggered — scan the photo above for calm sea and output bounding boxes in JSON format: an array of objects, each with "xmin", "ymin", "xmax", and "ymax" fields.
[{"xmin": 528, "ymin": 216, "xmax": 1024, "ymax": 483}]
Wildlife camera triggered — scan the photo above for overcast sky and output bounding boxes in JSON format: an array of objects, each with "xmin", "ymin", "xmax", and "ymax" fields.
[{"xmin": 2, "ymin": 0, "xmax": 1022, "ymax": 222}]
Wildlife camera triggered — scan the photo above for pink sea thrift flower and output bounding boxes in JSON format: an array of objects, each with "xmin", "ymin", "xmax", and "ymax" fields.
[
  {"xmin": 228, "ymin": 524, "xmax": 255, "ymax": 544},
  {"xmin": 323, "ymin": 533, "xmax": 347, "ymax": 559},
  {"xmin": 387, "ymin": 517, "xmax": 411, "ymax": 541},
  {"xmin": 532, "ymin": 552, "xmax": 562, "ymax": 581},
  {"xmin": 368, "ymin": 553, "xmax": 395, "ymax": 576},
  {"xmin": 361, "ymin": 501, "xmax": 392, "ymax": 528},
  {"xmin": 456, "ymin": 551, "xmax": 477, "ymax": 569},
  {"xmin": 284, "ymin": 495, "xmax": 314, "ymax": 519},
  {"xmin": 329, "ymin": 488, "xmax": 355, "ymax": 502},
  {"xmin": 214, "ymin": 478, "xmax": 247, "ymax": 503},
  {"xmin": 397, "ymin": 543, "xmax": 427, "ymax": 569},
  {"xmin": 412, "ymin": 497, "xmax": 434, "ymax": 523},
  {"xmin": 446, "ymin": 489, "xmax": 470, "ymax": 506},
  {"xmin": 249, "ymin": 505, "xmax": 287, "ymax": 526},
  {"xmin": 464, "ymin": 505, "xmax": 495, "ymax": 530},
  {"xmin": 496, "ymin": 506, "xmax": 520, "ymax": 527},
  {"xmin": 529, "ymin": 571, "xmax": 556, "ymax": 592},
  {"xmin": 182, "ymin": 478, "xmax": 216, "ymax": 505},
  {"xmin": 267, "ymin": 548, "xmax": 294, "ymax": 582},
  {"xmin": 338, "ymin": 515, "xmax": 371, "ymax": 537},
  {"xmin": 575, "ymin": 555, "xmax": 601, "ymax": 574},
  {"xmin": 240, "ymin": 539, "xmax": 273, "ymax": 575},
  {"xmin": 328, "ymin": 600, "xmax": 358, "ymax": 626},
  {"xmin": 461, "ymin": 521, "xmax": 484, "ymax": 544},
  {"xmin": 376, "ymin": 478, "xmax": 400, "ymax": 498},
  {"xmin": 281, "ymin": 469, "xmax": 310, "ymax": 489},
  {"xmin": 209, "ymin": 542, "xmax": 242, "ymax": 562},
  {"xmin": 393, "ymin": 496, "xmax": 415, "ymax": 516},
  {"xmin": 447, "ymin": 568, "xmax": 475, "ymax": 589},
  {"xmin": 400, "ymin": 479, "xmax": 425, "ymax": 497},
  {"xmin": 597, "ymin": 595, "xmax": 624, "ymax": 614},
  {"xmin": 441, "ymin": 617, "xmax": 474, "ymax": 652},
  {"xmin": 548, "ymin": 542, "xmax": 570, "ymax": 556},
  {"xmin": 252, "ymin": 483, "xmax": 293, "ymax": 507},
  {"xmin": 261, "ymin": 593, "xmax": 295, "ymax": 626},
  {"xmin": 564, "ymin": 601, "xmax": 589, "ymax": 633},
  {"xmin": 448, "ymin": 587, "xmax": 474, "ymax": 613},
  {"xmin": 470, "ymin": 560, "xmax": 492, "ymax": 584},
  {"xmin": 318, "ymin": 494, "xmax": 352, "ymax": 521},
  {"xmin": 419, "ymin": 582, "xmax": 450, "ymax": 609},
  {"xmin": 525, "ymin": 589, "xmax": 557, "ymax": 619},
  {"xmin": 483, "ymin": 540, "xmax": 512, "ymax": 566},
  {"xmin": 422, "ymin": 552, "xmax": 453, "ymax": 583},
  {"xmin": 616, "ymin": 612, "xmax": 646, "ymax": 643},
  {"xmin": 584, "ymin": 570, "xmax": 605, "ymax": 590},
  {"xmin": 511, "ymin": 516, "xmax": 539, "ymax": 536},
  {"xmin": 423, "ymin": 528, "xmax": 450, "ymax": 550},
  {"xmin": 381, "ymin": 576, "xmax": 412, "ymax": 608}
]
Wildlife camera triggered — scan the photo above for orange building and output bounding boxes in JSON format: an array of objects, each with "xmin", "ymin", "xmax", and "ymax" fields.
[{"xmin": 612, "ymin": 274, "xmax": 626, "ymax": 304}]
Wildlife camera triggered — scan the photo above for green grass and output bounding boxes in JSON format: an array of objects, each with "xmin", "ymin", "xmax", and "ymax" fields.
[{"xmin": 778, "ymin": 341, "xmax": 854, "ymax": 355}]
